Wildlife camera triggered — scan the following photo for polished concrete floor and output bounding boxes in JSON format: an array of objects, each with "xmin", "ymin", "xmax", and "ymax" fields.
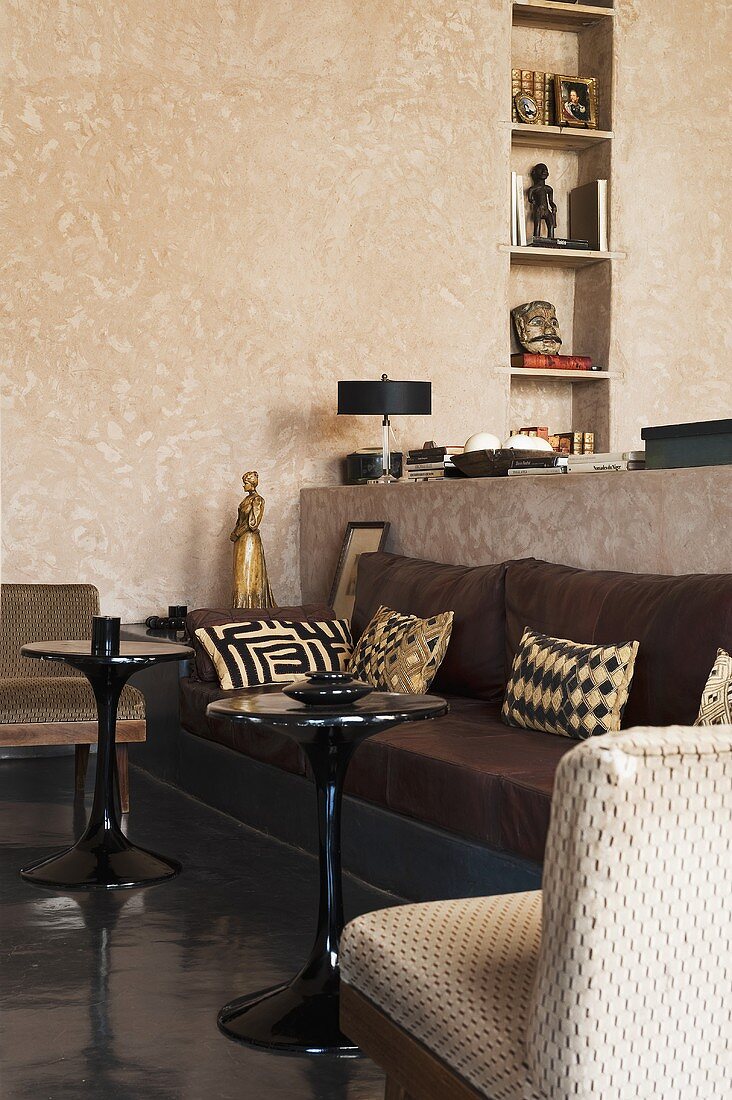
[{"xmin": 0, "ymin": 757, "xmax": 397, "ymax": 1099}]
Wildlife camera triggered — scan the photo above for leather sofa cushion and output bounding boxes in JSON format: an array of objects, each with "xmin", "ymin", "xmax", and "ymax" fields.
[
  {"xmin": 179, "ymin": 677, "xmax": 305, "ymax": 775},
  {"xmin": 505, "ymin": 560, "xmax": 732, "ymax": 729},
  {"xmin": 185, "ymin": 604, "xmax": 335, "ymax": 682},
  {"xmin": 351, "ymin": 553, "xmax": 507, "ymax": 701}
]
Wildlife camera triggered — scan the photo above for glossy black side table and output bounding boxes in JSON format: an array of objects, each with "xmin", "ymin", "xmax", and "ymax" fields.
[
  {"xmin": 207, "ymin": 690, "xmax": 448, "ymax": 1057},
  {"xmin": 20, "ymin": 640, "xmax": 193, "ymax": 891}
]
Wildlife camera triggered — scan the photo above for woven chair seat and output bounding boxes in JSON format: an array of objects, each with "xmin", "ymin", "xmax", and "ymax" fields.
[{"xmin": 0, "ymin": 677, "xmax": 145, "ymax": 725}]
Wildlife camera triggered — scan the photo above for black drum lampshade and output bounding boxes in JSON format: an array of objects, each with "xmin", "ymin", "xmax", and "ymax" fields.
[{"xmin": 337, "ymin": 374, "xmax": 432, "ymax": 483}]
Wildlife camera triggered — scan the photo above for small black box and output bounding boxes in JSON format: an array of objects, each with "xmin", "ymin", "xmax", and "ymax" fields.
[
  {"xmin": 344, "ymin": 450, "xmax": 403, "ymax": 484},
  {"xmin": 641, "ymin": 419, "xmax": 732, "ymax": 470}
]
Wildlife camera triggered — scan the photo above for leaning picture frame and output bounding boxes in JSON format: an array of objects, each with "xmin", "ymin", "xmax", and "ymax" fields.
[
  {"xmin": 328, "ymin": 522, "xmax": 390, "ymax": 621},
  {"xmin": 554, "ymin": 75, "xmax": 598, "ymax": 129}
]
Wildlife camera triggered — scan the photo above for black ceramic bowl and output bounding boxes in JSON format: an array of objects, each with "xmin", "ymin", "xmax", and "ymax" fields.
[{"xmin": 283, "ymin": 672, "xmax": 373, "ymax": 706}]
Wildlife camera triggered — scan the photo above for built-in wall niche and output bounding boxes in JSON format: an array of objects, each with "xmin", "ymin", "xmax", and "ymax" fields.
[{"xmin": 504, "ymin": 1, "xmax": 616, "ymax": 452}]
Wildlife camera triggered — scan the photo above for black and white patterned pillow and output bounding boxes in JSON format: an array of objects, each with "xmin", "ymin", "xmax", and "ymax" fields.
[
  {"xmin": 195, "ymin": 619, "xmax": 353, "ymax": 690},
  {"xmin": 502, "ymin": 627, "xmax": 639, "ymax": 739},
  {"xmin": 695, "ymin": 648, "xmax": 732, "ymax": 725}
]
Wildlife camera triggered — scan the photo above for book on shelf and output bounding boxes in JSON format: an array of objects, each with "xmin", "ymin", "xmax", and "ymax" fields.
[
  {"xmin": 407, "ymin": 445, "xmax": 463, "ymax": 462},
  {"xmin": 507, "ymin": 466, "xmax": 566, "ymax": 476},
  {"xmin": 518, "ymin": 425, "xmax": 550, "ymax": 440},
  {"xmin": 511, "ymin": 171, "xmax": 518, "ymax": 246},
  {"xmin": 511, "ymin": 455, "xmax": 567, "ymax": 469},
  {"xmin": 567, "ymin": 455, "xmax": 646, "ymax": 473},
  {"xmin": 569, "ymin": 450, "xmax": 645, "ymax": 465},
  {"xmin": 532, "ymin": 70, "xmax": 545, "ymax": 117},
  {"xmin": 515, "ymin": 174, "xmax": 527, "ymax": 245},
  {"xmin": 511, "ymin": 68, "xmax": 521, "ymax": 122},
  {"xmin": 583, "ymin": 432, "xmax": 594, "ymax": 454},
  {"xmin": 531, "ymin": 236, "xmax": 590, "ymax": 250},
  {"xmin": 555, "ymin": 431, "xmax": 585, "ymax": 455},
  {"xmin": 521, "ymin": 70, "xmax": 533, "ymax": 97},
  {"xmin": 511, "ymin": 353, "xmax": 593, "ymax": 371},
  {"xmin": 569, "ymin": 179, "xmax": 608, "ymax": 253},
  {"xmin": 544, "ymin": 73, "xmax": 554, "ymax": 125}
]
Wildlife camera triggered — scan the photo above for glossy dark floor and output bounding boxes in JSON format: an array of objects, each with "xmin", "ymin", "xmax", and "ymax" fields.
[{"xmin": 0, "ymin": 757, "xmax": 396, "ymax": 1099}]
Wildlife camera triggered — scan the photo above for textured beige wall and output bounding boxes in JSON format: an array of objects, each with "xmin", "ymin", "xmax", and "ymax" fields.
[{"xmin": 1, "ymin": 1, "xmax": 730, "ymax": 619}]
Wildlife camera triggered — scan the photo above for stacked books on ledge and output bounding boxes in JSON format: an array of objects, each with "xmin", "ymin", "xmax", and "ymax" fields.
[
  {"xmin": 513, "ymin": 427, "xmax": 594, "ymax": 455},
  {"xmin": 406, "ymin": 445, "xmax": 463, "ymax": 481},
  {"xmin": 567, "ymin": 451, "xmax": 646, "ymax": 473},
  {"xmin": 507, "ymin": 453, "xmax": 567, "ymax": 476}
]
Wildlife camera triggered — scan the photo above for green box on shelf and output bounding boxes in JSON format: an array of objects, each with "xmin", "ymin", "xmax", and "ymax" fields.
[{"xmin": 641, "ymin": 419, "xmax": 732, "ymax": 470}]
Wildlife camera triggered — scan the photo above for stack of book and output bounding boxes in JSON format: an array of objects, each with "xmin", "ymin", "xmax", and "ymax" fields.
[
  {"xmin": 511, "ymin": 427, "xmax": 594, "ymax": 455},
  {"xmin": 511, "ymin": 69, "xmax": 555, "ymax": 125},
  {"xmin": 405, "ymin": 445, "xmax": 463, "ymax": 482},
  {"xmin": 567, "ymin": 451, "xmax": 646, "ymax": 473},
  {"xmin": 507, "ymin": 453, "xmax": 568, "ymax": 476}
]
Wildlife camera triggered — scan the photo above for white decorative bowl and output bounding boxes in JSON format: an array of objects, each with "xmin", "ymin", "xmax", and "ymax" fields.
[
  {"xmin": 503, "ymin": 434, "xmax": 553, "ymax": 452},
  {"xmin": 464, "ymin": 432, "xmax": 501, "ymax": 453}
]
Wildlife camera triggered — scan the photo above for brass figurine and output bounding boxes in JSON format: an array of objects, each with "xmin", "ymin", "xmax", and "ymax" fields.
[
  {"xmin": 511, "ymin": 301, "xmax": 563, "ymax": 355},
  {"xmin": 230, "ymin": 471, "xmax": 276, "ymax": 609}
]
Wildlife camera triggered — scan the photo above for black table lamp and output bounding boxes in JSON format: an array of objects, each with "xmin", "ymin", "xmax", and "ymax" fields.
[{"xmin": 338, "ymin": 375, "xmax": 432, "ymax": 483}]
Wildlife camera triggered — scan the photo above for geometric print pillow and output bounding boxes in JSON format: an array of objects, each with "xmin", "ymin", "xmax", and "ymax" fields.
[
  {"xmin": 348, "ymin": 605, "xmax": 453, "ymax": 695},
  {"xmin": 194, "ymin": 619, "xmax": 353, "ymax": 691},
  {"xmin": 695, "ymin": 648, "xmax": 732, "ymax": 725},
  {"xmin": 502, "ymin": 627, "xmax": 640, "ymax": 740}
]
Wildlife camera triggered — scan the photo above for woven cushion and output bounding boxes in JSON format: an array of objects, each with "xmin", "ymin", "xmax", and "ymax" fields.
[
  {"xmin": 502, "ymin": 628, "xmax": 639, "ymax": 739},
  {"xmin": 194, "ymin": 619, "xmax": 353, "ymax": 690},
  {"xmin": 0, "ymin": 677, "xmax": 145, "ymax": 724},
  {"xmin": 348, "ymin": 605, "xmax": 453, "ymax": 694},
  {"xmin": 341, "ymin": 893, "xmax": 543, "ymax": 1100},
  {"xmin": 526, "ymin": 726, "xmax": 732, "ymax": 1097},
  {"xmin": 695, "ymin": 648, "xmax": 732, "ymax": 725}
]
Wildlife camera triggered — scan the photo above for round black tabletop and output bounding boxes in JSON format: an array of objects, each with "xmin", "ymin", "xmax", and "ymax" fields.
[
  {"xmin": 21, "ymin": 640, "xmax": 193, "ymax": 665},
  {"xmin": 207, "ymin": 690, "xmax": 448, "ymax": 729}
]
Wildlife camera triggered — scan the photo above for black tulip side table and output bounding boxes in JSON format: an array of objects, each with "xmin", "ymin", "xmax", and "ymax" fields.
[
  {"xmin": 20, "ymin": 640, "xmax": 193, "ymax": 891},
  {"xmin": 207, "ymin": 690, "xmax": 448, "ymax": 1057}
]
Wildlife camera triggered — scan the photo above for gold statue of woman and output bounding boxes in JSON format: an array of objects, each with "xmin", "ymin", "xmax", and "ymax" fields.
[{"xmin": 230, "ymin": 471, "xmax": 276, "ymax": 609}]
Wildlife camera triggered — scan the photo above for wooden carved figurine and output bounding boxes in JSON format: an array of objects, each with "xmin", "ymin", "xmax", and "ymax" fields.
[
  {"xmin": 230, "ymin": 471, "xmax": 276, "ymax": 609},
  {"xmin": 528, "ymin": 163, "xmax": 557, "ymax": 240}
]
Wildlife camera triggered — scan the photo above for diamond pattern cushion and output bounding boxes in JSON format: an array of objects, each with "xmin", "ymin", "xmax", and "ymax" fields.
[
  {"xmin": 695, "ymin": 648, "xmax": 732, "ymax": 725},
  {"xmin": 341, "ymin": 892, "xmax": 543, "ymax": 1100},
  {"xmin": 348, "ymin": 605, "xmax": 453, "ymax": 694},
  {"xmin": 502, "ymin": 628, "xmax": 639, "ymax": 739},
  {"xmin": 194, "ymin": 619, "xmax": 353, "ymax": 690}
]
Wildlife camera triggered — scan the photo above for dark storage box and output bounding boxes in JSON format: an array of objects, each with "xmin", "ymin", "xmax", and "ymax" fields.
[{"xmin": 641, "ymin": 419, "xmax": 732, "ymax": 470}]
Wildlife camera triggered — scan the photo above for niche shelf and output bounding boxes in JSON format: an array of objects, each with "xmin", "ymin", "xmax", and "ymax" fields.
[
  {"xmin": 506, "ymin": 368, "xmax": 620, "ymax": 382},
  {"xmin": 512, "ymin": 1, "xmax": 614, "ymax": 33},
  {"xmin": 511, "ymin": 123, "xmax": 613, "ymax": 150},
  {"xmin": 507, "ymin": 246, "xmax": 623, "ymax": 268}
]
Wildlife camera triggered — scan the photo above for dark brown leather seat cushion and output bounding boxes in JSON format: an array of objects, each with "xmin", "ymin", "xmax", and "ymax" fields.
[
  {"xmin": 179, "ymin": 677, "xmax": 306, "ymax": 775},
  {"xmin": 505, "ymin": 559, "xmax": 732, "ymax": 728},
  {"xmin": 185, "ymin": 604, "xmax": 336, "ymax": 682},
  {"xmin": 351, "ymin": 553, "xmax": 507, "ymax": 701},
  {"xmin": 344, "ymin": 695, "xmax": 571, "ymax": 864}
]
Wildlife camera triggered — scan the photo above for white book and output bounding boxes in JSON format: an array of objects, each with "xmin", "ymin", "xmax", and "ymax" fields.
[
  {"xmin": 569, "ymin": 450, "xmax": 645, "ymax": 464},
  {"xmin": 516, "ymin": 175, "xmax": 527, "ymax": 246},
  {"xmin": 511, "ymin": 171, "xmax": 518, "ymax": 246},
  {"xmin": 567, "ymin": 461, "xmax": 629, "ymax": 473},
  {"xmin": 598, "ymin": 178, "xmax": 608, "ymax": 252},
  {"xmin": 507, "ymin": 466, "xmax": 566, "ymax": 476}
]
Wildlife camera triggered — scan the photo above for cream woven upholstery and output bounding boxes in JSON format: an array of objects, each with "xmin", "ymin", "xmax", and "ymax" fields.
[
  {"xmin": 341, "ymin": 891, "xmax": 543, "ymax": 1099},
  {"xmin": 0, "ymin": 584, "xmax": 144, "ymax": 725},
  {"xmin": 341, "ymin": 725, "xmax": 732, "ymax": 1099}
]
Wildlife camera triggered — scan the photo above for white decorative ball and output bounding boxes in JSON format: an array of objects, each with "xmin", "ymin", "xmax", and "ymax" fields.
[
  {"xmin": 503, "ymin": 434, "xmax": 553, "ymax": 452},
  {"xmin": 464, "ymin": 432, "xmax": 501, "ymax": 453}
]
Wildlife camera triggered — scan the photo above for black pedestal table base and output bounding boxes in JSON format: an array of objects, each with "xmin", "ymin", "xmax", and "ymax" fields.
[
  {"xmin": 19, "ymin": 639, "xmax": 192, "ymax": 891},
  {"xmin": 207, "ymin": 690, "xmax": 448, "ymax": 1056}
]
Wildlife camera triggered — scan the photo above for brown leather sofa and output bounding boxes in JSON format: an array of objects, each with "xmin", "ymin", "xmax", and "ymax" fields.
[{"xmin": 178, "ymin": 554, "xmax": 732, "ymax": 866}]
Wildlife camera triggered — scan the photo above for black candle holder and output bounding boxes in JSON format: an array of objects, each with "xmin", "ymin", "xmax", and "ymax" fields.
[{"xmin": 91, "ymin": 616, "xmax": 121, "ymax": 657}]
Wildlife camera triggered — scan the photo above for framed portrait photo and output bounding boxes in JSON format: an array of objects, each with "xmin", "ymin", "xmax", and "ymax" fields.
[
  {"xmin": 554, "ymin": 76, "xmax": 598, "ymax": 129},
  {"xmin": 514, "ymin": 92, "xmax": 540, "ymax": 124},
  {"xmin": 328, "ymin": 522, "xmax": 390, "ymax": 621}
]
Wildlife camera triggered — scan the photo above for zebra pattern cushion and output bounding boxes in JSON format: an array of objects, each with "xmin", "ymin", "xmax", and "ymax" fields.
[
  {"xmin": 194, "ymin": 619, "xmax": 353, "ymax": 690},
  {"xmin": 502, "ymin": 627, "xmax": 639, "ymax": 739},
  {"xmin": 696, "ymin": 648, "xmax": 732, "ymax": 725},
  {"xmin": 348, "ymin": 605, "xmax": 453, "ymax": 694}
]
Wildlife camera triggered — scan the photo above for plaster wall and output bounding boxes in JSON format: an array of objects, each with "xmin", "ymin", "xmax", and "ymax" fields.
[{"xmin": 1, "ymin": 1, "xmax": 730, "ymax": 618}]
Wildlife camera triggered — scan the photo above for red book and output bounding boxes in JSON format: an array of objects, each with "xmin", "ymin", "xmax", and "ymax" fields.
[{"xmin": 511, "ymin": 354, "xmax": 593, "ymax": 371}]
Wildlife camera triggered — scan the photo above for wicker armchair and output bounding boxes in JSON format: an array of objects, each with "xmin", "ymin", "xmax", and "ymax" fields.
[
  {"xmin": 0, "ymin": 584, "xmax": 146, "ymax": 812},
  {"xmin": 341, "ymin": 725, "xmax": 732, "ymax": 1099}
]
